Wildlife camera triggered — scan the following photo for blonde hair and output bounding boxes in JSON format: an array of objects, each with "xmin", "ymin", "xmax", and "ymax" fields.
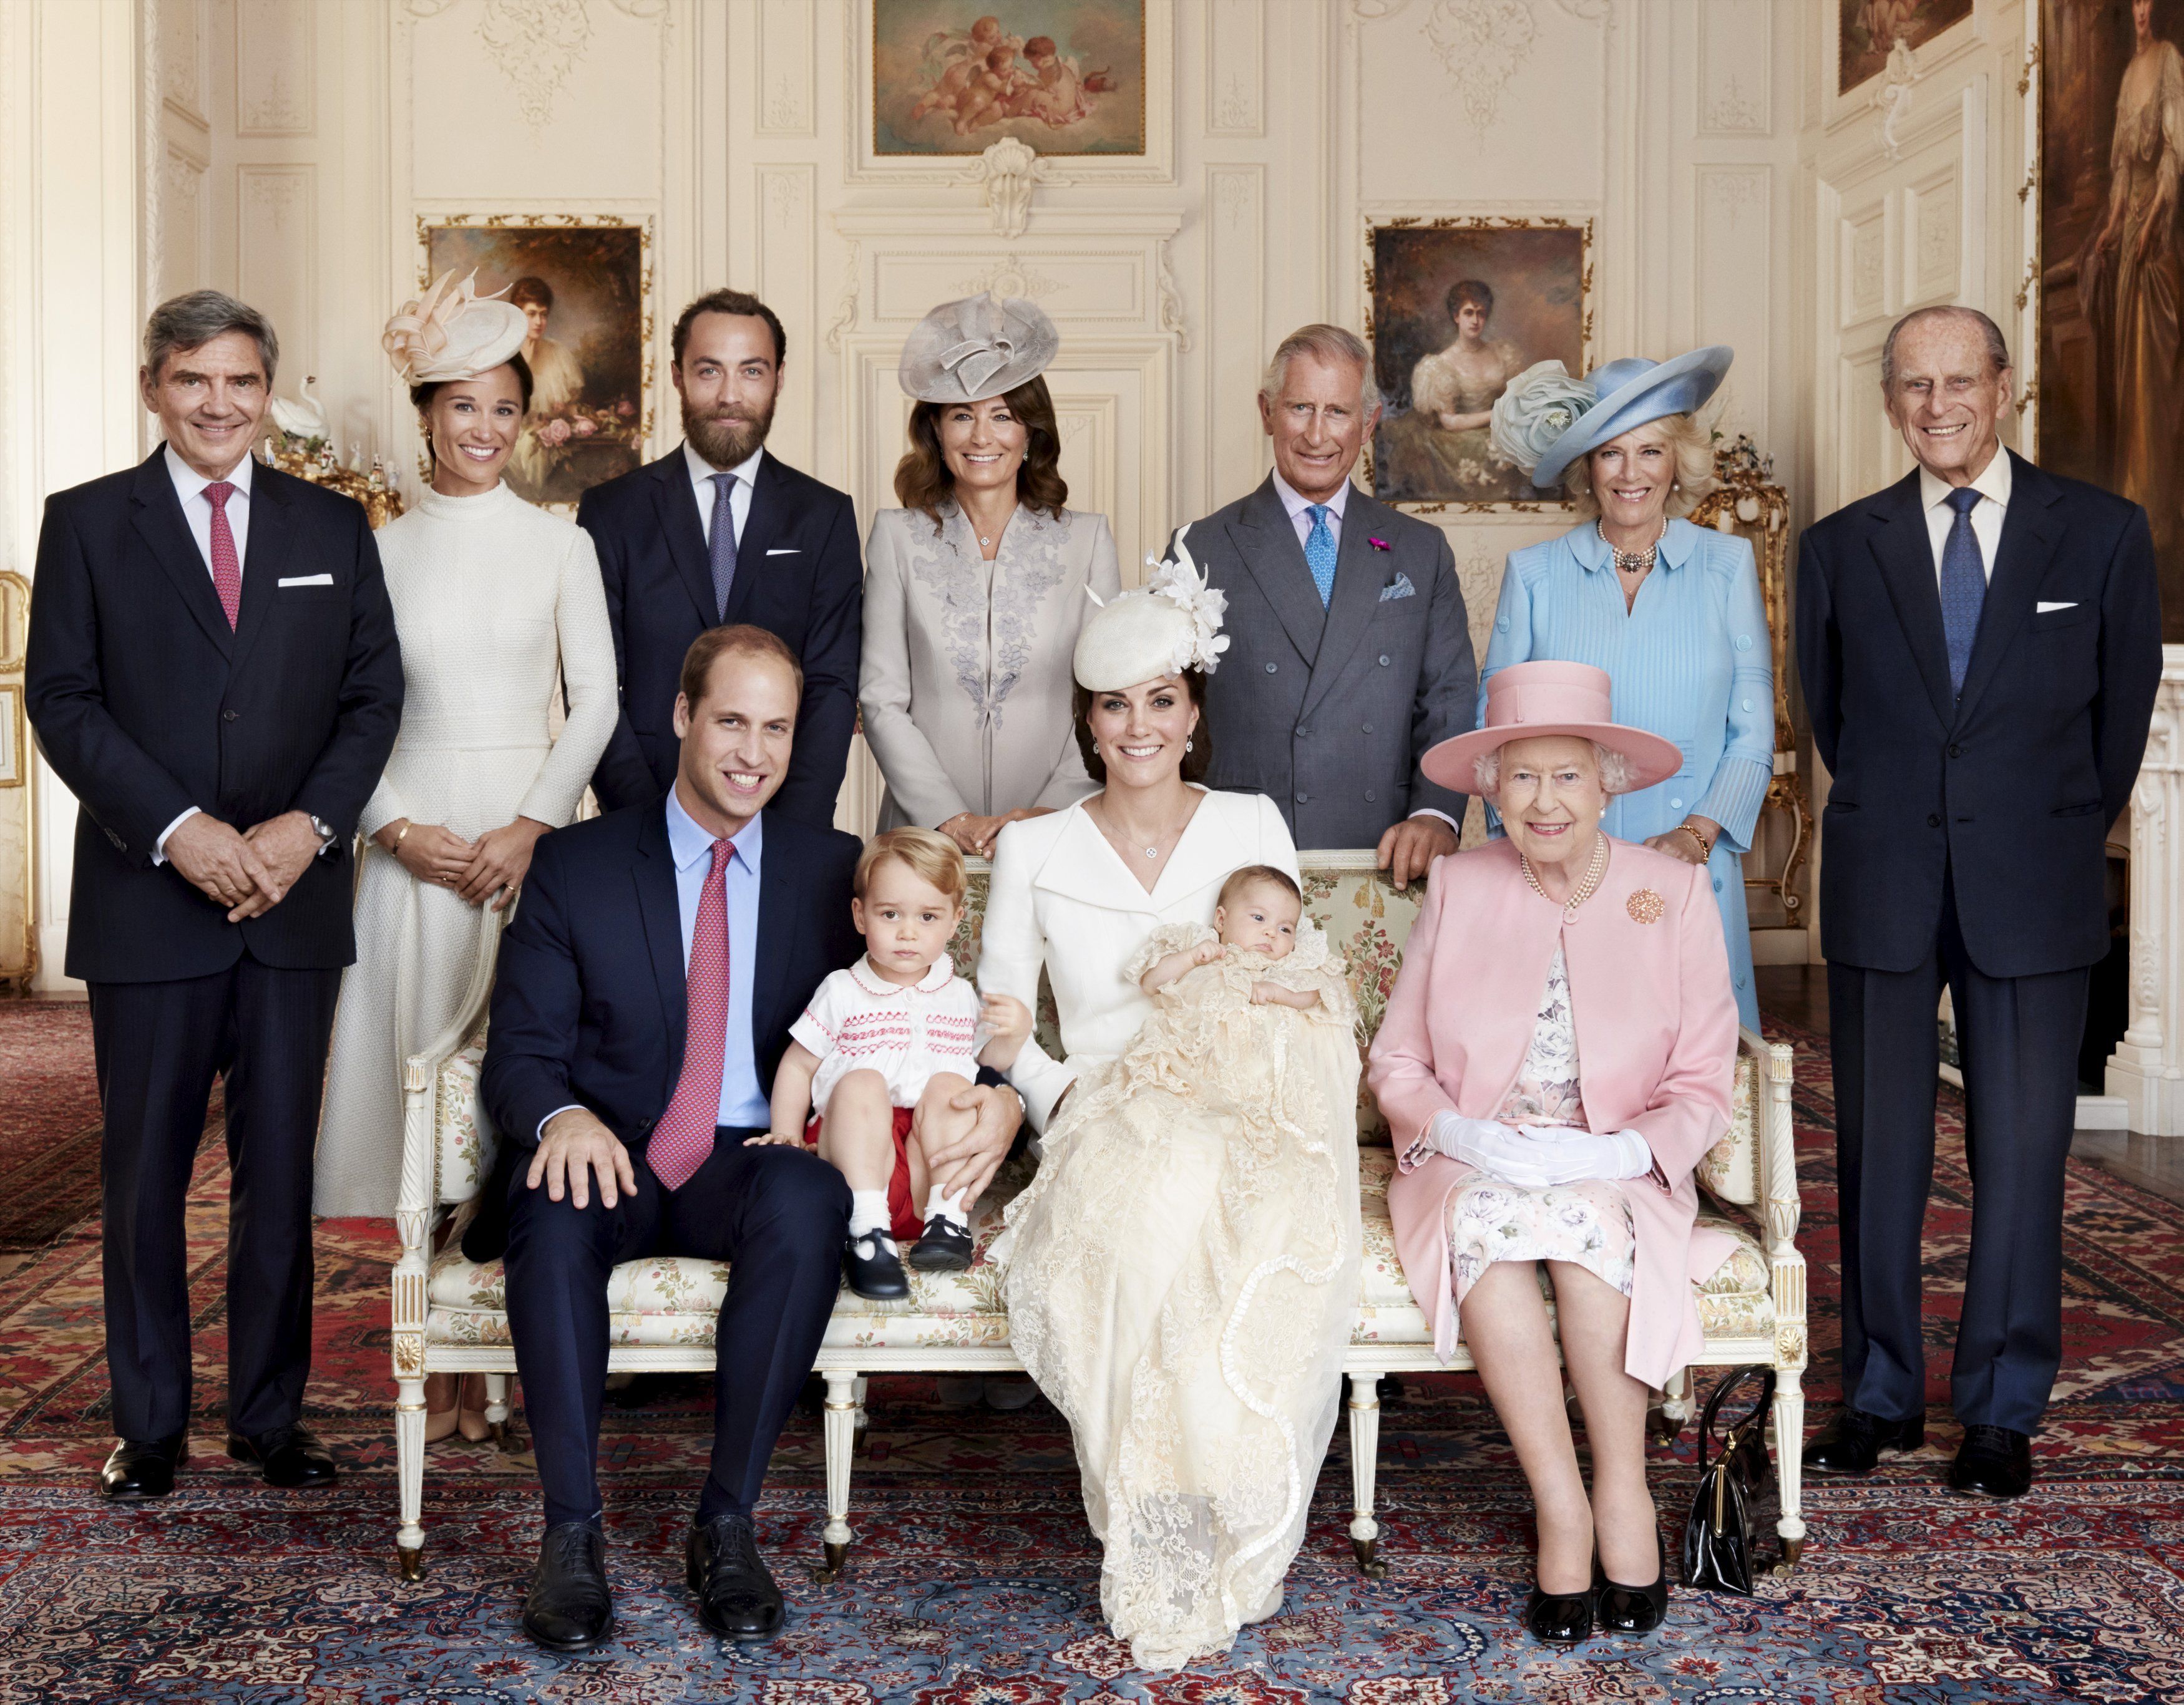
[
  {"xmin": 1562, "ymin": 410, "xmax": 1715, "ymax": 520},
  {"xmin": 1217, "ymin": 864, "xmax": 1303, "ymax": 910},
  {"xmin": 854, "ymin": 826, "xmax": 967, "ymax": 907}
]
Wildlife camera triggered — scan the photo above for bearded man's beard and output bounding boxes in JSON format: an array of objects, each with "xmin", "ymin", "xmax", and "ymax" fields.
[{"xmin": 683, "ymin": 392, "xmax": 775, "ymax": 467}]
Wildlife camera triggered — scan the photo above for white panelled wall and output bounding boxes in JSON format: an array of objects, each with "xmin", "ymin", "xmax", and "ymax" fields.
[{"xmin": 2, "ymin": 0, "xmax": 2172, "ymax": 1133}]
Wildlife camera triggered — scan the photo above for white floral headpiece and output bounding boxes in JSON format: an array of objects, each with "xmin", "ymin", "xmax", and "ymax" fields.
[
  {"xmin": 1488, "ymin": 360, "xmax": 1598, "ymax": 476},
  {"xmin": 1071, "ymin": 523, "xmax": 1232, "ymax": 691}
]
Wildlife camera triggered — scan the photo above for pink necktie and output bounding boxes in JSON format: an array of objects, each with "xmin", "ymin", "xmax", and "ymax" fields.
[
  {"xmin": 650, "ymin": 837, "xmax": 731, "ymax": 1191},
  {"xmin": 205, "ymin": 481, "xmax": 241, "ymax": 629}
]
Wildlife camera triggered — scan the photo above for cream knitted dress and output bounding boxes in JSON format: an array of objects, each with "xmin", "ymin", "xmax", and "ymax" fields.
[{"xmin": 314, "ymin": 482, "xmax": 617, "ymax": 1216}]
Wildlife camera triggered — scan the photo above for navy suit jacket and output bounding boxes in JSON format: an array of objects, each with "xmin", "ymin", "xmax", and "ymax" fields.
[
  {"xmin": 1795, "ymin": 452, "xmax": 2162, "ymax": 978},
  {"xmin": 24, "ymin": 447, "xmax": 403, "ymax": 982},
  {"xmin": 578, "ymin": 449, "xmax": 862, "ymax": 827}
]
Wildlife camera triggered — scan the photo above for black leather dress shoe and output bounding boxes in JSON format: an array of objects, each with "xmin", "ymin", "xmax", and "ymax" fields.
[
  {"xmin": 686, "ymin": 1512, "xmax": 786, "ymax": 1641},
  {"xmin": 1525, "ymin": 1580, "xmax": 1594, "ymax": 1644},
  {"xmin": 1596, "ymin": 1530, "xmax": 1670, "ymax": 1634},
  {"xmin": 524, "ymin": 1522, "xmax": 615, "ymax": 1651},
  {"xmin": 225, "ymin": 1422, "xmax": 338, "ymax": 1488},
  {"xmin": 843, "ymin": 1229, "xmax": 910, "ymax": 1300},
  {"xmin": 908, "ymin": 1215, "xmax": 973, "ymax": 1272},
  {"xmin": 1806, "ymin": 1407, "xmax": 1924, "ymax": 1475},
  {"xmin": 100, "ymin": 1434, "xmax": 185, "ymax": 1502},
  {"xmin": 1950, "ymin": 1424, "xmax": 2034, "ymax": 1497}
]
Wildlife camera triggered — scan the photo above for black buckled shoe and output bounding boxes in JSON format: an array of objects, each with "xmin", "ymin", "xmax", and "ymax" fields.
[
  {"xmin": 99, "ymin": 1434, "xmax": 186, "ymax": 1502},
  {"xmin": 686, "ymin": 1512, "xmax": 786, "ymax": 1641},
  {"xmin": 225, "ymin": 1422, "xmax": 338, "ymax": 1488},
  {"xmin": 843, "ymin": 1228, "xmax": 910, "ymax": 1300},
  {"xmin": 1806, "ymin": 1407, "xmax": 1924, "ymax": 1475},
  {"xmin": 523, "ymin": 1522, "xmax": 615, "ymax": 1651},
  {"xmin": 908, "ymin": 1215, "xmax": 973, "ymax": 1272},
  {"xmin": 1596, "ymin": 1529, "xmax": 1670, "ymax": 1634},
  {"xmin": 1526, "ymin": 1580, "xmax": 1594, "ymax": 1644},
  {"xmin": 1950, "ymin": 1424, "xmax": 2034, "ymax": 1498}
]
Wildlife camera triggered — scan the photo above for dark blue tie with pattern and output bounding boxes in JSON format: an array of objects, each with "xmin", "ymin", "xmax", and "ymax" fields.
[
  {"xmin": 709, "ymin": 471, "xmax": 738, "ymax": 622},
  {"xmin": 1939, "ymin": 485, "xmax": 1984, "ymax": 697}
]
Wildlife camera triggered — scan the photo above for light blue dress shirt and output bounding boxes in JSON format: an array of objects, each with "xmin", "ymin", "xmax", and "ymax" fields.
[
  {"xmin": 1481, "ymin": 517, "xmax": 1774, "ymax": 1029},
  {"xmin": 665, "ymin": 787, "xmax": 770, "ymax": 1129}
]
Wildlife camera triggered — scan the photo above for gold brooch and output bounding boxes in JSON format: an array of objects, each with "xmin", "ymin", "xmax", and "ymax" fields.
[{"xmin": 1626, "ymin": 888, "xmax": 1664, "ymax": 925}]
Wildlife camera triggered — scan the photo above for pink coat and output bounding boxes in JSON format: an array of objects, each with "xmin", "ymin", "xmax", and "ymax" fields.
[{"xmin": 1367, "ymin": 838, "xmax": 1739, "ymax": 1388}]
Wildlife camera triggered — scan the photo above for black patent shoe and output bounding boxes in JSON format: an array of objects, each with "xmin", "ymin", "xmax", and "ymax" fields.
[
  {"xmin": 843, "ymin": 1229, "xmax": 910, "ymax": 1300},
  {"xmin": 1597, "ymin": 1529, "xmax": 1670, "ymax": 1634},
  {"xmin": 908, "ymin": 1215, "xmax": 973, "ymax": 1272},
  {"xmin": 1526, "ymin": 1580, "xmax": 1594, "ymax": 1644},
  {"xmin": 225, "ymin": 1422, "xmax": 338, "ymax": 1488},
  {"xmin": 523, "ymin": 1522, "xmax": 614, "ymax": 1651},
  {"xmin": 1805, "ymin": 1407, "xmax": 1924, "ymax": 1475},
  {"xmin": 1950, "ymin": 1424, "xmax": 2033, "ymax": 1498},
  {"xmin": 686, "ymin": 1512, "xmax": 785, "ymax": 1641},
  {"xmin": 100, "ymin": 1434, "xmax": 185, "ymax": 1502}
]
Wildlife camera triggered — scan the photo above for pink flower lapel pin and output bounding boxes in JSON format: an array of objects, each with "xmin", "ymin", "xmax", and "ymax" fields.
[{"xmin": 1368, "ymin": 537, "xmax": 1391, "ymax": 551}]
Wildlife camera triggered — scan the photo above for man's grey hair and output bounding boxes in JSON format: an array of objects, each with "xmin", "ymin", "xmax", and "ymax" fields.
[
  {"xmin": 1474, "ymin": 741, "xmax": 1636, "ymax": 799},
  {"xmin": 1879, "ymin": 305, "xmax": 2009, "ymax": 391},
  {"xmin": 144, "ymin": 290, "xmax": 279, "ymax": 384},
  {"xmin": 1259, "ymin": 324, "xmax": 1381, "ymax": 414}
]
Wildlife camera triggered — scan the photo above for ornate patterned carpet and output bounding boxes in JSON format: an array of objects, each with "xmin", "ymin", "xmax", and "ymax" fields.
[{"xmin": 1, "ymin": 1011, "xmax": 2183, "ymax": 1701}]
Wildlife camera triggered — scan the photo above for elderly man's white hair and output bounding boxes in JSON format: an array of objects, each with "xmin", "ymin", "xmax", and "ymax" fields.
[
  {"xmin": 1473, "ymin": 741, "xmax": 1636, "ymax": 798},
  {"xmin": 1258, "ymin": 324, "xmax": 1381, "ymax": 414}
]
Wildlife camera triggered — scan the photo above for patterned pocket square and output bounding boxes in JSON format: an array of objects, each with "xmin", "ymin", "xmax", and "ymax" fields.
[{"xmin": 1378, "ymin": 573, "xmax": 1416, "ymax": 603}]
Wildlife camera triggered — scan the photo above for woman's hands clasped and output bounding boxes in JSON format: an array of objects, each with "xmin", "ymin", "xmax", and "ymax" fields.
[
  {"xmin": 1427, "ymin": 1110, "xmax": 1652, "ymax": 1187},
  {"xmin": 938, "ymin": 806, "xmax": 1053, "ymax": 857},
  {"xmin": 377, "ymin": 815, "xmax": 550, "ymax": 910}
]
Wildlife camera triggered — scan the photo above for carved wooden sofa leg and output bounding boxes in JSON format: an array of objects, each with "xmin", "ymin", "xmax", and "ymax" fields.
[
  {"xmin": 1347, "ymin": 1370, "xmax": 1388, "ymax": 1578},
  {"xmin": 484, "ymin": 1372, "xmax": 512, "ymax": 1445},
  {"xmin": 395, "ymin": 1369, "xmax": 426, "ymax": 1580},
  {"xmin": 815, "ymin": 1369, "xmax": 860, "ymax": 1583},
  {"xmin": 1772, "ymin": 1364, "xmax": 1807, "ymax": 1570}
]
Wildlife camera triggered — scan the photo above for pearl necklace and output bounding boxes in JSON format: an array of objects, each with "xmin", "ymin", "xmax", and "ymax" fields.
[
  {"xmin": 1598, "ymin": 517, "xmax": 1667, "ymax": 577},
  {"xmin": 1519, "ymin": 833, "xmax": 1608, "ymax": 925}
]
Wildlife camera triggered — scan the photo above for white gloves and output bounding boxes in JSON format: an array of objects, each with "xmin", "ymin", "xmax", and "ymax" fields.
[{"xmin": 1425, "ymin": 1110, "xmax": 1653, "ymax": 1188}]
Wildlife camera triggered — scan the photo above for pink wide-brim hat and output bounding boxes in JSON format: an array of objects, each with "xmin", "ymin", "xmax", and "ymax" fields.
[{"xmin": 1421, "ymin": 660, "xmax": 1682, "ymax": 794}]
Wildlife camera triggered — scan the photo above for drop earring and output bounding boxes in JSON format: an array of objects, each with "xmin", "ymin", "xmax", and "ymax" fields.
[{"xmin": 1185, "ymin": 737, "xmax": 1194, "ymax": 754}]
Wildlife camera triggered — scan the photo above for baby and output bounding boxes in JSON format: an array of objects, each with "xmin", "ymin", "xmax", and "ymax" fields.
[
  {"xmin": 765, "ymin": 828, "xmax": 1014, "ymax": 1298},
  {"xmin": 1138, "ymin": 865, "xmax": 1328, "ymax": 1010},
  {"xmin": 954, "ymin": 46, "xmax": 1024, "ymax": 134}
]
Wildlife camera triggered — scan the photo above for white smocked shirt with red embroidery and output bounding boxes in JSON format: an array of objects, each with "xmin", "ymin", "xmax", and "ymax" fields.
[{"xmin": 791, "ymin": 954, "xmax": 983, "ymax": 1115}]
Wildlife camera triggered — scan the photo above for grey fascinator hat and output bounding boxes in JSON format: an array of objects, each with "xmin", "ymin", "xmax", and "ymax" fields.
[
  {"xmin": 898, "ymin": 291, "xmax": 1061, "ymax": 404},
  {"xmin": 1491, "ymin": 346, "xmax": 1733, "ymax": 491}
]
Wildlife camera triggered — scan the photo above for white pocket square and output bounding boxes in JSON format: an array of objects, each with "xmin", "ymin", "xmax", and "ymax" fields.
[
  {"xmin": 1378, "ymin": 572, "xmax": 1416, "ymax": 603},
  {"xmin": 2036, "ymin": 600, "xmax": 2078, "ymax": 613},
  {"xmin": 277, "ymin": 574, "xmax": 334, "ymax": 588},
  {"xmin": 765, "ymin": 547, "xmax": 799, "ymax": 556}
]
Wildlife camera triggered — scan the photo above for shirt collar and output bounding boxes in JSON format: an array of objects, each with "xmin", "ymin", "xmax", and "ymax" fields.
[
  {"xmin": 1918, "ymin": 447, "xmax": 2013, "ymax": 517},
  {"xmin": 1271, "ymin": 467, "xmax": 1351, "ymax": 523},
  {"xmin": 664, "ymin": 785, "xmax": 763, "ymax": 876},
  {"xmin": 1569, "ymin": 515, "xmax": 1699, "ymax": 574},
  {"xmin": 847, "ymin": 953, "xmax": 955, "ymax": 998},
  {"xmin": 165, "ymin": 442, "xmax": 255, "ymax": 503},
  {"xmin": 684, "ymin": 438, "xmax": 766, "ymax": 497}
]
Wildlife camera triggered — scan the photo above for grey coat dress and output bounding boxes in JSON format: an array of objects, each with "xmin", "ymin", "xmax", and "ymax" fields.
[{"xmin": 860, "ymin": 501, "xmax": 1122, "ymax": 830}]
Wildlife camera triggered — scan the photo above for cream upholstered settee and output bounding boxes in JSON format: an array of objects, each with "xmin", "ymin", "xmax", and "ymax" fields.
[{"xmin": 389, "ymin": 853, "xmax": 1806, "ymax": 1583}]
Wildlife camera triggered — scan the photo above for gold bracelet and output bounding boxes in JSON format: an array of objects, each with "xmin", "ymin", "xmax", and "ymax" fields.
[
  {"xmin": 394, "ymin": 822, "xmax": 411, "ymax": 846},
  {"xmin": 1680, "ymin": 821, "xmax": 1715, "ymax": 862}
]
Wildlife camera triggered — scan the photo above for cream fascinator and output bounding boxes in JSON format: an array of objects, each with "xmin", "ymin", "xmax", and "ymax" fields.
[
  {"xmin": 382, "ymin": 270, "xmax": 530, "ymax": 385},
  {"xmin": 898, "ymin": 291, "xmax": 1061, "ymax": 404},
  {"xmin": 1072, "ymin": 525, "xmax": 1232, "ymax": 691}
]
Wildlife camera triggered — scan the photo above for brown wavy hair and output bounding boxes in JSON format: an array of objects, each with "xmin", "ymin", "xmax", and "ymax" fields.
[
  {"xmin": 894, "ymin": 375, "xmax": 1068, "ymax": 529},
  {"xmin": 1071, "ymin": 669, "xmax": 1212, "ymax": 787}
]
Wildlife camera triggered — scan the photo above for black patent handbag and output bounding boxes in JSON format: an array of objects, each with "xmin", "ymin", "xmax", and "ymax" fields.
[{"xmin": 1681, "ymin": 1365, "xmax": 1776, "ymax": 1595}]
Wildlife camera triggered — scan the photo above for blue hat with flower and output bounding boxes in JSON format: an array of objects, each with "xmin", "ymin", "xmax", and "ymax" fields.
[{"xmin": 1490, "ymin": 346, "xmax": 1734, "ymax": 492}]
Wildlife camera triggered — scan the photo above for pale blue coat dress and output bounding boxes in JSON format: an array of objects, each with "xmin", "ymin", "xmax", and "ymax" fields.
[{"xmin": 1481, "ymin": 517, "xmax": 1773, "ymax": 1029}]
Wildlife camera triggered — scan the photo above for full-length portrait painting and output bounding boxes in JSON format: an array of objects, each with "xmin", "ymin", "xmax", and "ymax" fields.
[
  {"xmin": 1838, "ymin": 1, "xmax": 1974, "ymax": 94},
  {"xmin": 422, "ymin": 221, "xmax": 648, "ymax": 508},
  {"xmin": 2039, "ymin": 0, "xmax": 2184, "ymax": 640},
  {"xmin": 1368, "ymin": 221, "xmax": 1588, "ymax": 508},
  {"xmin": 872, "ymin": 1, "xmax": 1145, "ymax": 156}
]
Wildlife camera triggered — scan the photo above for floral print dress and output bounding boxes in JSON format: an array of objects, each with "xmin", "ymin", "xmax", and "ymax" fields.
[{"xmin": 1401, "ymin": 943, "xmax": 1637, "ymax": 1308}]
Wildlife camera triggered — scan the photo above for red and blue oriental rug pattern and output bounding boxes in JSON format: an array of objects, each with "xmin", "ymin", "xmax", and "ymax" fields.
[{"xmin": 1, "ymin": 1006, "xmax": 2182, "ymax": 1702}]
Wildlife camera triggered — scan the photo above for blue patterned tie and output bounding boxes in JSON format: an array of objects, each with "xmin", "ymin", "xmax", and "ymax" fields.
[
  {"xmin": 1304, "ymin": 503, "xmax": 1337, "ymax": 608},
  {"xmin": 708, "ymin": 471, "xmax": 738, "ymax": 622},
  {"xmin": 1939, "ymin": 486, "xmax": 1985, "ymax": 696}
]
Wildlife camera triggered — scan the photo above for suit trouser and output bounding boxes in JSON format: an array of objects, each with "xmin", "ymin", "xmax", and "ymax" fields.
[
  {"xmin": 1826, "ymin": 873, "xmax": 2089, "ymax": 1435},
  {"xmin": 88, "ymin": 955, "xmax": 341, "ymax": 1442},
  {"xmin": 501, "ymin": 1132, "xmax": 851, "ymax": 1529}
]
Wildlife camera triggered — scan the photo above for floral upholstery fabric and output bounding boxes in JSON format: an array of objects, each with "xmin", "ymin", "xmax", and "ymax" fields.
[{"xmin": 436, "ymin": 1037, "xmax": 491, "ymax": 1205}]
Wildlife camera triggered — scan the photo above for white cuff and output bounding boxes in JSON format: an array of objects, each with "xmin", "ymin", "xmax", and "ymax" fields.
[
  {"xmin": 537, "ymin": 1104, "xmax": 585, "ymax": 1145},
  {"xmin": 1408, "ymin": 808, "xmax": 1459, "ymax": 831},
  {"xmin": 152, "ymin": 806, "xmax": 202, "ymax": 867}
]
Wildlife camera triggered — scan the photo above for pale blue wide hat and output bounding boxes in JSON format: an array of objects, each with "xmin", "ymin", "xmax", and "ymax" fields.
[{"xmin": 1528, "ymin": 345, "xmax": 1734, "ymax": 491}]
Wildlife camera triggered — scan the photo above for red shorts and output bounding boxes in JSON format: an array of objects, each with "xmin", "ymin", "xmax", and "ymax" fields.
[{"xmin": 804, "ymin": 1105, "xmax": 922, "ymax": 1241}]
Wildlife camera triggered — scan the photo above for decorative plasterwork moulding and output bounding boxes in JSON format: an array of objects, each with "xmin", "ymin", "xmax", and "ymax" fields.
[{"xmin": 403, "ymin": 0, "xmax": 670, "ymax": 132}]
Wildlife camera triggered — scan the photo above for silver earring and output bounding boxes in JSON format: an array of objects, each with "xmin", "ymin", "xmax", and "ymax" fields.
[{"xmin": 1185, "ymin": 737, "xmax": 1194, "ymax": 754}]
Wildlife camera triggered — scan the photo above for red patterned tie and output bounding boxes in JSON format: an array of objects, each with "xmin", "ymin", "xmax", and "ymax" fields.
[
  {"xmin": 649, "ymin": 837, "xmax": 731, "ymax": 1191},
  {"xmin": 204, "ymin": 480, "xmax": 242, "ymax": 629}
]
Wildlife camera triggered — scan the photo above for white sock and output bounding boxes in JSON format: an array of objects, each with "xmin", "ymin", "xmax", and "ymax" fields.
[
  {"xmin": 849, "ymin": 1190, "xmax": 892, "ymax": 1238},
  {"xmin": 924, "ymin": 1185, "xmax": 968, "ymax": 1226}
]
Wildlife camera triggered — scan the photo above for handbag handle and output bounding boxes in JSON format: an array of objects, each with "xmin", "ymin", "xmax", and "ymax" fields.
[{"xmin": 1694, "ymin": 1365, "xmax": 1775, "ymax": 1475}]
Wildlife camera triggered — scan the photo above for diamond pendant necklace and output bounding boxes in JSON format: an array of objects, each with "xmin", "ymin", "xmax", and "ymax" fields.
[{"xmin": 1519, "ymin": 833, "xmax": 1608, "ymax": 925}]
